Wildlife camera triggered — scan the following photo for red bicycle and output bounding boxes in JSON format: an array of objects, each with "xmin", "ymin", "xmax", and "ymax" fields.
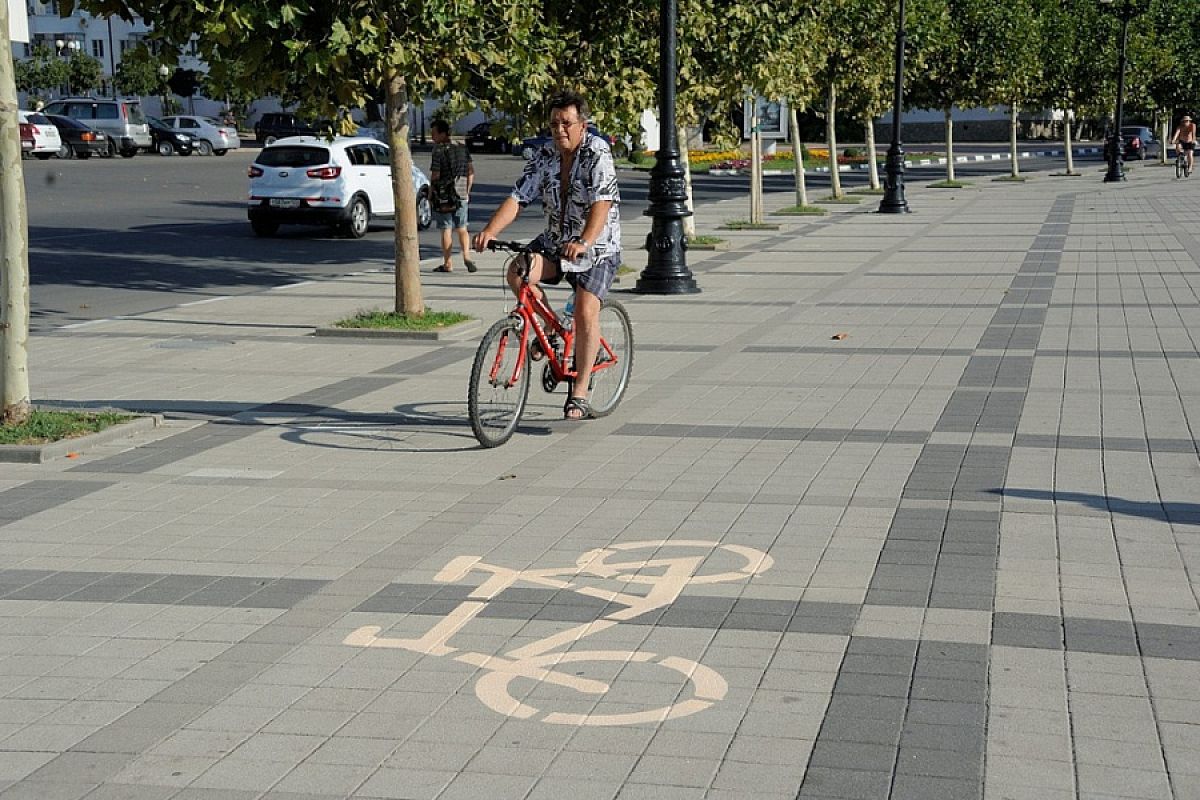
[{"xmin": 468, "ymin": 240, "xmax": 634, "ymax": 447}]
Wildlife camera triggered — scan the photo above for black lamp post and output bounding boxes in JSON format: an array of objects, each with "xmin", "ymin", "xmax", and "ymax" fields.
[
  {"xmin": 635, "ymin": 0, "xmax": 699, "ymax": 295},
  {"xmin": 879, "ymin": 0, "xmax": 909, "ymax": 213},
  {"xmin": 1102, "ymin": 0, "xmax": 1137, "ymax": 183}
]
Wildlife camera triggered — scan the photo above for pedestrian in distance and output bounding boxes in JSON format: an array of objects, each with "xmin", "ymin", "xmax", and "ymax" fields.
[
  {"xmin": 1171, "ymin": 113, "xmax": 1196, "ymax": 175},
  {"xmin": 429, "ymin": 119, "xmax": 476, "ymax": 273},
  {"xmin": 472, "ymin": 89, "xmax": 622, "ymax": 420}
]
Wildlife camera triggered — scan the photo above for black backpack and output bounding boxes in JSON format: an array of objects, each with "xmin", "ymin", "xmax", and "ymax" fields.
[{"xmin": 431, "ymin": 145, "xmax": 462, "ymax": 213}]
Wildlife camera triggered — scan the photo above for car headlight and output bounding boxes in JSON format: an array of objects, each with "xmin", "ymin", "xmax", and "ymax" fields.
[{"xmin": 175, "ymin": 134, "xmax": 188, "ymax": 143}]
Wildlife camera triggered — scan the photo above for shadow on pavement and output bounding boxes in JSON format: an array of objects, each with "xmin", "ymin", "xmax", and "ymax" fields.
[{"xmin": 991, "ymin": 488, "xmax": 1200, "ymax": 525}]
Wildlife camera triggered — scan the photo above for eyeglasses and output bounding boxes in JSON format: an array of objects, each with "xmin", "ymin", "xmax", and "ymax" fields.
[{"xmin": 549, "ymin": 120, "xmax": 582, "ymax": 130}]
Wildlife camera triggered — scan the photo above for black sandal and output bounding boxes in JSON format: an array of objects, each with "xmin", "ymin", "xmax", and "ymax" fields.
[{"xmin": 563, "ymin": 396, "xmax": 592, "ymax": 420}]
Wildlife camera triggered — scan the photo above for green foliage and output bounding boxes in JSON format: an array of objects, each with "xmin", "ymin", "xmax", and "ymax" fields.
[
  {"xmin": 335, "ymin": 309, "xmax": 471, "ymax": 330},
  {"xmin": 13, "ymin": 45, "xmax": 68, "ymax": 95},
  {"xmin": 0, "ymin": 410, "xmax": 132, "ymax": 446},
  {"xmin": 65, "ymin": 51, "xmax": 104, "ymax": 95},
  {"xmin": 112, "ymin": 44, "xmax": 164, "ymax": 97}
]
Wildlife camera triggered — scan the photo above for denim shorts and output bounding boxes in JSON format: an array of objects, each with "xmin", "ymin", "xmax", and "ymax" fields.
[{"xmin": 433, "ymin": 203, "xmax": 468, "ymax": 230}]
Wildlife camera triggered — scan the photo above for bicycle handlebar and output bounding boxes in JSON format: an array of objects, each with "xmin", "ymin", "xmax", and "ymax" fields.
[{"xmin": 487, "ymin": 240, "xmax": 534, "ymax": 253}]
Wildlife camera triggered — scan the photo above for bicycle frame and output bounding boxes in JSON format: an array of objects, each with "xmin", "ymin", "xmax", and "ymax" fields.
[{"xmin": 488, "ymin": 262, "xmax": 622, "ymax": 390}]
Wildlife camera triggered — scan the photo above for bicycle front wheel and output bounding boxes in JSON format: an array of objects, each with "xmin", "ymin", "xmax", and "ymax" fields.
[
  {"xmin": 469, "ymin": 318, "xmax": 531, "ymax": 447},
  {"xmin": 1178, "ymin": 158, "xmax": 1184, "ymax": 179},
  {"xmin": 587, "ymin": 299, "xmax": 634, "ymax": 417}
]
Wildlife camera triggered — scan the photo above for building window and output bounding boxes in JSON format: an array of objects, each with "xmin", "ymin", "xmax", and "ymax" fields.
[{"xmin": 92, "ymin": 40, "xmax": 104, "ymax": 59}]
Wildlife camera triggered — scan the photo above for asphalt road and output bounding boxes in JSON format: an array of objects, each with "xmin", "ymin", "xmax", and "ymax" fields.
[{"xmin": 21, "ymin": 144, "xmax": 1109, "ymax": 332}]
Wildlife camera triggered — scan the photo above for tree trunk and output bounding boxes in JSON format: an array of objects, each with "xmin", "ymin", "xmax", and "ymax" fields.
[
  {"xmin": 1064, "ymin": 112, "xmax": 1076, "ymax": 175},
  {"xmin": 789, "ymin": 103, "xmax": 809, "ymax": 208},
  {"xmin": 827, "ymin": 84, "xmax": 841, "ymax": 198},
  {"xmin": 0, "ymin": 2, "xmax": 32, "ymax": 427},
  {"xmin": 1160, "ymin": 115, "xmax": 1170, "ymax": 165},
  {"xmin": 865, "ymin": 114, "xmax": 880, "ymax": 190},
  {"xmin": 750, "ymin": 98, "xmax": 763, "ymax": 223},
  {"xmin": 1009, "ymin": 104, "xmax": 1020, "ymax": 178},
  {"xmin": 944, "ymin": 108, "xmax": 956, "ymax": 182},
  {"xmin": 679, "ymin": 126, "xmax": 696, "ymax": 238},
  {"xmin": 385, "ymin": 71, "xmax": 423, "ymax": 316}
]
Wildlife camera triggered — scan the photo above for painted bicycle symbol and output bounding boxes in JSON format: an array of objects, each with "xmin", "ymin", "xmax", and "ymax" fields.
[{"xmin": 344, "ymin": 540, "xmax": 773, "ymax": 726}]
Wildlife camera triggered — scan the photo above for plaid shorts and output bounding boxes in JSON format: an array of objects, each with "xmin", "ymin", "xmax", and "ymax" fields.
[{"xmin": 533, "ymin": 235, "xmax": 620, "ymax": 301}]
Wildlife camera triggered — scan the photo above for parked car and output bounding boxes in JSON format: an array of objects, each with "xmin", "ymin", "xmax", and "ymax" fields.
[
  {"xmin": 147, "ymin": 116, "xmax": 196, "ymax": 156},
  {"xmin": 158, "ymin": 115, "xmax": 240, "ymax": 156},
  {"xmin": 246, "ymin": 136, "xmax": 432, "ymax": 238},
  {"xmin": 17, "ymin": 110, "xmax": 62, "ymax": 160},
  {"xmin": 19, "ymin": 120, "xmax": 34, "ymax": 156},
  {"xmin": 466, "ymin": 122, "xmax": 512, "ymax": 154},
  {"xmin": 517, "ymin": 125, "xmax": 626, "ymax": 158},
  {"xmin": 44, "ymin": 114, "xmax": 109, "ymax": 159},
  {"xmin": 1120, "ymin": 125, "xmax": 1155, "ymax": 160},
  {"xmin": 254, "ymin": 112, "xmax": 320, "ymax": 145},
  {"xmin": 41, "ymin": 97, "xmax": 150, "ymax": 157}
]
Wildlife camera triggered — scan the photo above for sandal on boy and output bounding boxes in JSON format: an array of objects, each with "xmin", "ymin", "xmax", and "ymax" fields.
[
  {"xmin": 432, "ymin": 265, "xmax": 453, "ymax": 273},
  {"xmin": 563, "ymin": 396, "xmax": 592, "ymax": 420}
]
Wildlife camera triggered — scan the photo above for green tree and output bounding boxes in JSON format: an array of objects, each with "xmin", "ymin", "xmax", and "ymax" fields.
[
  {"xmin": 65, "ymin": 50, "xmax": 104, "ymax": 96},
  {"xmin": 907, "ymin": 0, "xmax": 975, "ymax": 182},
  {"xmin": 69, "ymin": 0, "xmax": 543, "ymax": 317},
  {"xmin": 971, "ymin": 0, "xmax": 1043, "ymax": 178},
  {"xmin": 13, "ymin": 44, "xmax": 68, "ymax": 99},
  {"xmin": 1036, "ymin": 0, "xmax": 1112, "ymax": 174},
  {"xmin": 112, "ymin": 44, "xmax": 163, "ymax": 97}
]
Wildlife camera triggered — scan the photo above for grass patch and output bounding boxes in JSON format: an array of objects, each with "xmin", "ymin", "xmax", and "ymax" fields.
[
  {"xmin": 850, "ymin": 187, "xmax": 886, "ymax": 195},
  {"xmin": 992, "ymin": 175, "xmax": 1028, "ymax": 182},
  {"xmin": 928, "ymin": 179, "xmax": 972, "ymax": 189},
  {"xmin": 816, "ymin": 195, "xmax": 862, "ymax": 204},
  {"xmin": 0, "ymin": 410, "xmax": 133, "ymax": 446},
  {"xmin": 718, "ymin": 220, "xmax": 781, "ymax": 230},
  {"xmin": 617, "ymin": 264, "xmax": 636, "ymax": 276},
  {"xmin": 772, "ymin": 205, "xmax": 828, "ymax": 215},
  {"xmin": 687, "ymin": 234, "xmax": 726, "ymax": 245},
  {"xmin": 335, "ymin": 309, "xmax": 471, "ymax": 331}
]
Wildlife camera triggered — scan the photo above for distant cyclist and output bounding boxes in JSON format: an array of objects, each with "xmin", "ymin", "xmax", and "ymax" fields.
[{"xmin": 1171, "ymin": 113, "xmax": 1196, "ymax": 174}]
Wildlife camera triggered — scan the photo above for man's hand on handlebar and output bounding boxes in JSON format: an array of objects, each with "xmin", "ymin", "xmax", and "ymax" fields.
[
  {"xmin": 472, "ymin": 229, "xmax": 496, "ymax": 253},
  {"xmin": 561, "ymin": 240, "xmax": 588, "ymax": 262}
]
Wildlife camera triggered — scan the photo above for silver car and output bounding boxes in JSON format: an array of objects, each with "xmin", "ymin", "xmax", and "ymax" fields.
[
  {"xmin": 159, "ymin": 115, "xmax": 241, "ymax": 156},
  {"xmin": 41, "ymin": 97, "xmax": 150, "ymax": 157}
]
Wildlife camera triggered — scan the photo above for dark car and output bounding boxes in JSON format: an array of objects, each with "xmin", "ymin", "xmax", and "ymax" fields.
[
  {"xmin": 517, "ymin": 125, "xmax": 626, "ymax": 158},
  {"xmin": 147, "ymin": 116, "xmax": 196, "ymax": 156},
  {"xmin": 1120, "ymin": 125, "xmax": 1155, "ymax": 160},
  {"xmin": 254, "ymin": 112, "xmax": 320, "ymax": 145},
  {"xmin": 44, "ymin": 114, "xmax": 109, "ymax": 159},
  {"xmin": 465, "ymin": 122, "xmax": 512, "ymax": 154}
]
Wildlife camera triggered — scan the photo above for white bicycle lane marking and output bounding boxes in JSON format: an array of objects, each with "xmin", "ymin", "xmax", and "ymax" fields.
[{"xmin": 344, "ymin": 540, "xmax": 774, "ymax": 726}]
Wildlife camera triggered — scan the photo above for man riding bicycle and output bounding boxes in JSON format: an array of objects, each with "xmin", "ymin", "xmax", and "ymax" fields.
[
  {"xmin": 1171, "ymin": 113, "xmax": 1196, "ymax": 174},
  {"xmin": 472, "ymin": 90, "xmax": 622, "ymax": 421}
]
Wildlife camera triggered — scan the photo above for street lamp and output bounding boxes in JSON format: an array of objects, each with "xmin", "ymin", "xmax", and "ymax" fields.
[
  {"xmin": 1101, "ymin": 0, "xmax": 1139, "ymax": 183},
  {"xmin": 634, "ymin": 0, "xmax": 699, "ymax": 295},
  {"xmin": 158, "ymin": 65, "xmax": 171, "ymax": 116},
  {"xmin": 55, "ymin": 39, "xmax": 81, "ymax": 96},
  {"xmin": 879, "ymin": 0, "xmax": 910, "ymax": 213}
]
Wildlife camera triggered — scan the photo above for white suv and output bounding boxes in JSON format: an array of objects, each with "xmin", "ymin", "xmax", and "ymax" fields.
[
  {"xmin": 18, "ymin": 110, "xmax": 62, "ymax": 160},
  {"xmin": 247, "ymin": 136, "xmax": 432, "ymax": 238}
]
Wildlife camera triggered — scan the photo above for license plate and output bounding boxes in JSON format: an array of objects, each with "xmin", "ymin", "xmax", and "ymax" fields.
[{"xmin": 269, "ymin": 199, "xmax": 301, "ymax": 209}]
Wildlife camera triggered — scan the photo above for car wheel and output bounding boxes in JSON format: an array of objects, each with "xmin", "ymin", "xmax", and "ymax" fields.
[
  {"xmin": 120, "ymin": 147, "xmax": 137, "ymax": 158},
  {"xmin": 214, "ymin": 149, "xmax": 227, "ymax": 156},
  {"xmin": 57, "ymin": 142, "xmax": 74, "ymax": 159},
  {"xmin": 35, "ymin": 152, "xmax": 52, "ymax": 160},
  {"xmin": 343, "ymin": 196, "xmax": 370, "ymax": 239},
  {"xmin": 251, "ymin": 220, "xmax": 279, "ymax": 237},
  {"xmin": 157, "ymin": 140, "xmax": 173, "ymax": 156},
  {"xmin": 196, "ymin": 140, "xmax": 214, "ymax": 156},
  {"xmin": 264, "ymin": 135, "xmax": 278, "ymax": 146},
  {"xmin": 417, "ymin": 188, "xmax": 432, "ymax": 230},
  {"xmin": 77, "ymin": 151, "xmax": 90, "ymax": 160}
]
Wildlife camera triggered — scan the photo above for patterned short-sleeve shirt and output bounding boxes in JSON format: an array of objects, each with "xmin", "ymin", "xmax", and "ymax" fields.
[{"xmin": 511, "ymin": 132, "xmax": 621, "ymax": 268}]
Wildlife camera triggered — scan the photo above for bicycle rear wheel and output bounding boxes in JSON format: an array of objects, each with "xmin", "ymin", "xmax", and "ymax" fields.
[
  {"xmin": 586, "ymin": 299, "xmax": 634, "ymax": 417},
  {"xmin": 469, "ymin": 318, "xmax": 531, "ymax": 447}
]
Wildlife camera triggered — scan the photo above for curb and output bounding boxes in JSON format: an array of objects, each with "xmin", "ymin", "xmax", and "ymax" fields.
[
  {"xmin": 314, "ymin": 318, "xmax": 482, "ymax": 341},
  {"xmin": 0, "ymin": 414, "xmax": 162, "ymax": 464},
  {"xmin": 708, "ymin": 147, "xmax": 1105, "ymax": 176}
]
